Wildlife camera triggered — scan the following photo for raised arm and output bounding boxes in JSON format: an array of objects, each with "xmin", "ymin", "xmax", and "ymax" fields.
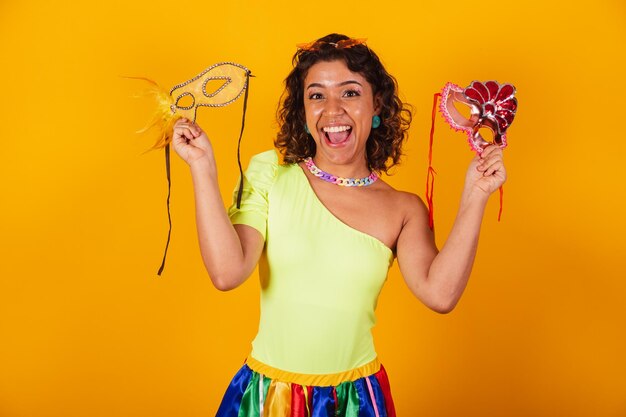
[
  {"xmin": 396, "ymin": 145, "xmax": 506, "ymax": 313},
  {"xmin": 172, "ymin": 118, "xmax": 264, "ymax": 290}
]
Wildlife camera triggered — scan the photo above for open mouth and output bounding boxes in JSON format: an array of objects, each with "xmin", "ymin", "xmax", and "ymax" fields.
[{"xmin": 322, "ymin": 125, "xmax": 352, "ymax": 146}]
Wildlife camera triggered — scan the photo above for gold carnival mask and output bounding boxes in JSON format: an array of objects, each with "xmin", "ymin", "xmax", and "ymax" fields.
[{"xmin": 129, "ymin": 62, "xmax": 252, "ymax": 149}]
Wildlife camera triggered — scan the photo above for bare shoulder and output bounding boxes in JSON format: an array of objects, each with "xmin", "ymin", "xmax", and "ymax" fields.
[
  {"xmin": 377, "ymin": 183, "xmax": 436, "ymax": 261},
  {"xmin": 351, "ymin": 180, "xmax": 431, "ymax": 251},
  {"xmin": 375, "ymin": 181, "xmax": 429, "ymax": 225}
]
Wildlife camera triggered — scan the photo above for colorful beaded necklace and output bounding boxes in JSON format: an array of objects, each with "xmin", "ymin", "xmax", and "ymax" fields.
[{"xmin": 304, "ymin": 157, "xmax": 379, "ymax": 187}]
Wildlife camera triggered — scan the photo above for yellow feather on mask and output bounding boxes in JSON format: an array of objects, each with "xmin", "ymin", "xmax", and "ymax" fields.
[{"xmin": 124, "ymin": 76, "xmax": 179, "ymax": 150}]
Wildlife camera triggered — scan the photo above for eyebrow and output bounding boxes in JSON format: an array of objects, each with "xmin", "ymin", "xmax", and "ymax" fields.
[{"xmin": 306, "ymin": 80, "xmax": 363, "ymax": 90}]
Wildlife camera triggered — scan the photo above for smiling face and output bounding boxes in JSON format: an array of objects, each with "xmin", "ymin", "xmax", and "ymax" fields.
[{"xmin": 303, "ymin": 59, "xmax": 379, "ymax": 172}]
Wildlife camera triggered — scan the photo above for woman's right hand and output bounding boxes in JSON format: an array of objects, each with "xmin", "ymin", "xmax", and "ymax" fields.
[{"xmin": 171, "ymin": 118, "xmax": 214, "ymax": 166}]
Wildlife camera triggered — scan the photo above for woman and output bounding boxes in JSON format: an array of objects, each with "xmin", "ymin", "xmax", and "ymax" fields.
[{"xmin": 171, "ymin": 34, "xmax": 505, "ymax": 416}]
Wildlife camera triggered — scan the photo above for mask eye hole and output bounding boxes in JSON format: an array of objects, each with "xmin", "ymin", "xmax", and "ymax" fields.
[
  {"xmin": 175, "ymin": 92, "xmax": 195, "ymax": 110},
  {"xmin": 452, "ymin": 100, "xmax": 472, "ymax": 120},
  {"xmin": 203, "ymin": 76, "xmax": 231, "ymax": 98},
  {"xmin": 476, "ymin": 126, "xmax": 494, "ymax": 144}
]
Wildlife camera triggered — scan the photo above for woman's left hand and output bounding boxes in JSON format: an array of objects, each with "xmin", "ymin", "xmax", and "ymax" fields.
[{"xmin": 465, "ymin": 144, "xmax": 507, "ymax": 197}]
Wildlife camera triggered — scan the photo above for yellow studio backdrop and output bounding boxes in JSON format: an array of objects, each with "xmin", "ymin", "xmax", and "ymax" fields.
[{"xmin": 0, "ymin": 0, "xmax": 624, "ymax": 416}]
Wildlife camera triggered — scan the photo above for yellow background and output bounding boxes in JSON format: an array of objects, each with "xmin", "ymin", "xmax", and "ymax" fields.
[{"xmin": 1, "ymin": 1, "xmax": 625, "ymax": 416}]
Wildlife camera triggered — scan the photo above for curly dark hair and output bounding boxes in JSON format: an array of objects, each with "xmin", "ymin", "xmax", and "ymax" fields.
[{"xmin": 275, "ymin": 33, "xmax": 412, "ymax": 174}]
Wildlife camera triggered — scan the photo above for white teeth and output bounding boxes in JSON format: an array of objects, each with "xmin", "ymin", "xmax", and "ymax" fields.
[{"xmin": 322, "ymin": 125, "xmax": 351, "ymax": 133}]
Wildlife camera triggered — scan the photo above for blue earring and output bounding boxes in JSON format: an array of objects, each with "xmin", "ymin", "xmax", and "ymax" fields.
[
  {"xmin": 372, "ymin": 115, "xmax": 381, "ymax": 129},
  {"xmin": 305, "ymin": 124, "xmax": 310, "ymax": 134}
]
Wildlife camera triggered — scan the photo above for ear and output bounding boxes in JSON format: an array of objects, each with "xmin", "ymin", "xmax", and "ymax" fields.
[{"xmin": 373, "ymin": 94, "xmax": 383, "ymax": 115}]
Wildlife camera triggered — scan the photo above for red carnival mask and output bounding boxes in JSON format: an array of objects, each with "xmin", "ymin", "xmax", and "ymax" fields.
[
  {"xmin": 425, "ymin": 80, "xmax": 518, "ymax": 229},
  {"xmin": 439, "ymin": 81, "xmax": 517, "ymax": 154}
]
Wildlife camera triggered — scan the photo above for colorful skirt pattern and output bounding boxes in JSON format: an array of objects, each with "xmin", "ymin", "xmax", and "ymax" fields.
[{"xmin": 215, "ymin": 358, "xmax": 396, "ymax": 417}]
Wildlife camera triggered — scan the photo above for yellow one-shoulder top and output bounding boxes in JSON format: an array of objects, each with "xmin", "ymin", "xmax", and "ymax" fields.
[{"xmin": 228, "ymin": 150, "xmax": 393, "ymax": 377}]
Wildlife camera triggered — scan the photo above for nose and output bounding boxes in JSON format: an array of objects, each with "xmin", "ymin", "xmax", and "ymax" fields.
[{"xmin": 322, "ymin": 95, "xmax": 344, "ymax": 117}]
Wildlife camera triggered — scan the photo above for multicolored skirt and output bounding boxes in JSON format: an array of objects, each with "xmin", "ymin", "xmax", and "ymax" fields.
[{"xmin": 215, "ymin": 357, "xmax": 395, "ymax": 417}]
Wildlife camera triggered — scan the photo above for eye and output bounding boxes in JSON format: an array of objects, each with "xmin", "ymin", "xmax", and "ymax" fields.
[
  {"xmin": 308, "ymin": 92, "xmax": 323, "ymax": 100},
  {"xmin": 343, "ymin": 89, "xmax": 361, "ymax": 98}
]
